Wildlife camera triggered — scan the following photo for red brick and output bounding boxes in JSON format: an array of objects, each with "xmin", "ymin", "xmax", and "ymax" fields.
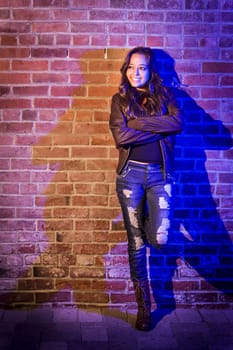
[
  {"xmin": 0, "ymin": 60, "xmax": 10, "ymax": 70},
  {"xmin": 56, "ymin": 231, "xmax": 93, "ymax": 243},
  {"xmin": 60, "ymin": 254, "xmax": 77, "ymax": 265},
  {"xmin": 33, "ymin": 264, "xmax": 69, "ymax": 277},
  {"xmin": 55, "ymin": 34, "xmax": 71, "ymax": 45},
  {"xmin": 0, "ymin": 99, "xmax": 31, "ymax": 109},
  {"xmin": 0, "ymin": 21, "xmax": 30, "ymax": 33},
  {"xmin": 53, "ymin": 135, "xmax": 89, "ymax": 146},
  {"xmin": 38, "ymin": 36, "xmax": 56, "ymax": 46},
  {"xmin": 32, "ymin": 73, "xmax": 69, "ymax": 83},
  {"xmin": 73, "ymin": 291, "xmax": 109, "ymax": 304},
  {"xmin": 75, "ymin": 219, "xmax": 109, "ymax": 231},
  {"xmin": 109, "ymin": 35, "xmax": 127, "ymax": 46},
  {"xmin": 74, "ymin": 123, "xmax": 109, "ymax": 134},
  {"xmin": 1, "ymin": 73, "xmax": 30, "ymax": 84},
  {"xmin": 51, "ymin": 86, "xmax": 83, "ymax": 97},
  {"xmin": 0, "ymin": 292, "xmax": 34, "ymax": 305},
  {"xmin": 43, "ymin": 219, "xmax": 74, "ymax": 231},
  {"xmin": 201, "ymin": 87, "xmax": 232, "ymax": 98},
  {"xmin": 70, "ymin": 267, "xmax": 105, "ymax": 279},
  {"xmin": 2, "ymin": 176, "xmax": 19, "ymax": 189},
  {"xmin": 35, "ymin": 291, "xmax": 72, "ymax": 303},
  {"xmin": 146, "ymin": 36, "xmax": 164, "ymax": 47},
  {"xmin": 13, "ymin": 86, "xmax": 48, "ymax": 96},
  {"xmin": 34, "ymin": 98, "xmax": 69, "ymax": 109},
  {"xmin": 34, "ymin": 0, "xmax": 70, "ymax": 7},
  {"xmin": 71, "ymin": 22, "xmax": 106, "ymax": 33},
  {"xmin": 0, "ymin": 171, "xmax": 30, "ymax": 183},
  {"xmin": 72, "ymin": 195, "xmax": 108, "ymax": 207},
  {"xmin": 18, "ymin": 279, "xmax": 53, "ymax": 290},
  {"xmin": 72, "ymin": 35, "xmax": 90, "ymax": 46},
  {"xmin": 13, "ymin": 9, "xmax": 50, "ymax": 20},
  {"xmin": 31, "ymin": 48, "xmax": 68, "ymax": 58},
  {"xmin": 184, "ymin": 75, "xmax": 218, "ymax": 86},
  {"xmin": 51, "ymin": 60, "xmax": 81, "ymax": 71},
  {"xmin": 0, "ymin": 122, "xmax": 33, "ymax": 134},
  {"xmin": 0, "ymin": 208, "xmax": 15, "ymax": 218},
  {"xmin": 111, "ymin": 292, "xmax": 133, "ymax": 303},
  {"xmin": 0, "ymin": 9, "xmax": 9, "ymax": 19},
  {"xmin": 33, "ymin": 22, "xmax": 68, "ymax": 33},
  {"xmin": 0, "ymin": 35, "xmax": 17, "ymax": 45},
  {"xmin": 91, "ymin": 34, "xmax": 108, "ymax": 46},
  {"xmin": 0, "ymin": 86, "xmax": 10, "ymax": 96},
  {"xmin": 0, "ymin": 48, "xmax": 30, "ymax": 57},
  {"xmin": 19, "ymin": 34, "xmax": 36, "ymax": 45},
  {"xmin": 185, "ymin": 0, "xmax": 218, "ymax": 9},
  {"xmin": 20, "ymin": 184, "xmax": 37, "ymax": 195},
  {"xmin": 90, "ymin": 9, "xmax": 127, "ymax": 20},
  {"xmin": 0, "ymin": 219, "xmax": 34, "ymax": 230},
  {"xmin": 12, "ymin": 60, "xmax": 48, "ymax": 71},
  {"xmin": 73, "ymin": 243, "xmax": 109, "ymax": 255},
  {"xmin": 11, "ymin": 160, "xmax": 35, "ymax": 170},
  {"xmin": 202, "ymin": 62, "xmax": 233, "ymax": 73},
  {"xmin": 220, "ymin": 76, "xmax": 233, "ymax": 85},
  {"xmin": 88, "ymin": 85, "xmax": 118, "ymax": 97},
  {"xmin": 172, "ymin": 280, "xmax": 199, "ymax": 291},
  {"xmin": 71, "ymin": 147, "xmax": 108, "ymax": 158},
  {"xmin": 186, "ymin": 292, "xmax": 218, "ymax": 303},
  {"xmin": 184, "ymin": 48, "xmax": 218, "ymax": 60}
]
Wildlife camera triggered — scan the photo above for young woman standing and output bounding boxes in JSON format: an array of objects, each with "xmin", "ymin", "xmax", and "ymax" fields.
[{"xmin": 109, "ymin": 47, "xmax": 183, "ymax": 331}]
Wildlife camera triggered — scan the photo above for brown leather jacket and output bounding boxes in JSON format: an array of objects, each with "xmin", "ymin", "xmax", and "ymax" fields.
[{"xmin": 109, "ymin": 91, "xmax": 183, "ymax": 178}]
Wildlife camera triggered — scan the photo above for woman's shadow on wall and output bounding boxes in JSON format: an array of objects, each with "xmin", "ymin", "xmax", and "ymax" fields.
[{"xmin": 149, "ymin": 49, "xmax": 233, "ymax": 326}]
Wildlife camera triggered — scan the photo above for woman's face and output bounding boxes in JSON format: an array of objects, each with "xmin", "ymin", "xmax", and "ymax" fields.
[{"xmin": 126, "ymin": 53, "xmax": 150, "ymax": 90}]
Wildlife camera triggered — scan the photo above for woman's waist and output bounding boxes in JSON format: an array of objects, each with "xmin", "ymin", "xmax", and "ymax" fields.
[{"xmin": 128, "ymin": 160, "xmax": 162, "ymax": 169}]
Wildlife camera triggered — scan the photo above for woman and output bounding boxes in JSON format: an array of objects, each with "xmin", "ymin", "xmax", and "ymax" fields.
[{"xmin": 109, "ymin": 47, "xmax": 183, "ymax": 331}]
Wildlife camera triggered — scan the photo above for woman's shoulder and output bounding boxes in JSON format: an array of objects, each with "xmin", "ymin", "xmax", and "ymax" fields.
[
  {"xmin": 112, "ymin": 92, "xmax": 121, "ymax": 99},
  {"xmin": 111, "ymin": 92, "xmax": 125, "ymax": 104}
]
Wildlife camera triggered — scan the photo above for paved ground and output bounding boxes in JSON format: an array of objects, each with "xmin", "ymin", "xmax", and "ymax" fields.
[{"xmin": 0, "ymin": 306, "xmax": 233, "ymax": 350}]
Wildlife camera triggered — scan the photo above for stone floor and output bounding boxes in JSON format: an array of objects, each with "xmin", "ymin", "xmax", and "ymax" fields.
[{"xmin": 0, "ymin": 306, "xmax": 233, "ymax": 350}]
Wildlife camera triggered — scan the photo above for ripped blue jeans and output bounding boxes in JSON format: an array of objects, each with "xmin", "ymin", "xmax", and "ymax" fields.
[{"xmin": 116, "ymin": 160, "xmax": 173, "ymax": 282}]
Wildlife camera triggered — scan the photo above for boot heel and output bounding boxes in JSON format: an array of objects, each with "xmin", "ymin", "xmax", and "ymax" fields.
[{"xmin": 133, "ymin": 280, "xmax": 152, "ymax": 331}]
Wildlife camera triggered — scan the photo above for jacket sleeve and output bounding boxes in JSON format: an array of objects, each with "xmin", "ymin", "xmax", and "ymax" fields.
[
  {"xmin": 127, "ymin": 92, "xmax": 183, "ymax": 135},
  {"xmin": 109, "ymin": 93, "xmax": 162, "ymax": 148}
]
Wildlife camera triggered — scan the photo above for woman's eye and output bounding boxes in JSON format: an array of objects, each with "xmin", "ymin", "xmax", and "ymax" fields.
[{"xmin": 127, "ymin": 66, "xmax": 147, "ymax": 71}]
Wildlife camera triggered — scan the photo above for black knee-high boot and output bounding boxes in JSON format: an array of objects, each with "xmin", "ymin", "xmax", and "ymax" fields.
[{"xmin": 133, "ymin": 280, "xmax": 152, "ymax": 331}]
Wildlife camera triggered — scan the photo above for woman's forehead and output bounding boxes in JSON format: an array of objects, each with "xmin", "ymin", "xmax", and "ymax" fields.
[{"xmin": 129, "ymin": 53, "xmax": 150, "ymax": 65}]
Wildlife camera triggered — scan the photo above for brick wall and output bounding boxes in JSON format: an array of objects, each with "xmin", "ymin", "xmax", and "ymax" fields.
[{"xmin": 0, "ymin": 0, "xmax": 232, "ymax": 310}]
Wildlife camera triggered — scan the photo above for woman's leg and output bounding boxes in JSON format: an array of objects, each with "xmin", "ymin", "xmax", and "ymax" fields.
[
  {"xmin": 145, "ymin": 182, "xmax": 176, "ymax": 311},
  {"xmin": 116, "ymin": 163, "xmax": 147, "ymax": 281},
  {"xmin": 146, "ymin": 180, "xmax": 173, "ymax": 248},
  {"xmin": 116, "ymin": 163, "xmax": 152, "ymax": 330},
  {"xmin": 117, "ymin": 181, "xmax": 147, "ymax": 280}
]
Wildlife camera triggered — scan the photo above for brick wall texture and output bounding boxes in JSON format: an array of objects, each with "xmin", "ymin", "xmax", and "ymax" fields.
[{"xmin": 0, "ymin": 0, "xmax": 232, "ymax": 310}]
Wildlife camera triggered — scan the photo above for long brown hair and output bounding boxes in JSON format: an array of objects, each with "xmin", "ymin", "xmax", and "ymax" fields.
[{"xmin": 119, "ymin": 47, "xmax": 168, "ymax": 118}]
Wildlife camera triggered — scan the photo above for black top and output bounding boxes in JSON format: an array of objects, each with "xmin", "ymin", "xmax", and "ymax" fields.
[{"xmin": 129, "ymin": 140, "xmax": 162, "ymax": 164}]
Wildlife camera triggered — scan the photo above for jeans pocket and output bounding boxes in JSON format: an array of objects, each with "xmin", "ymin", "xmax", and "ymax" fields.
[{"xmin": 118, "ymin": 164, "xmax": 132, "ymax": 178}]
